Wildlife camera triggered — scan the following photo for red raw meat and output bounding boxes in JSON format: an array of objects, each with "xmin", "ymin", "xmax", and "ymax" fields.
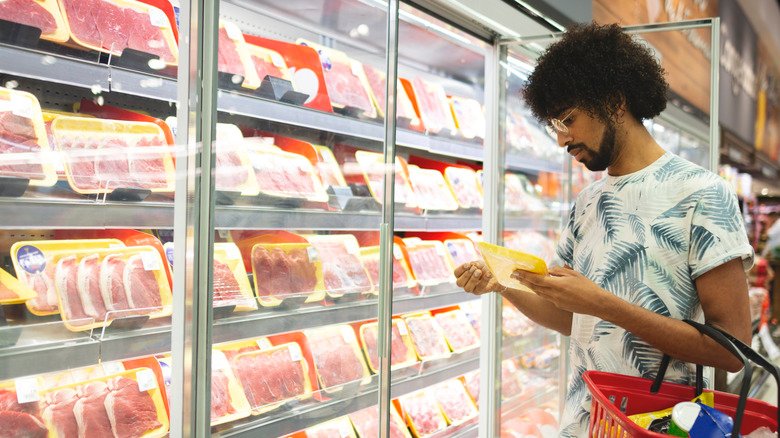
[
  {"xmin": 349, "ymin": 406, "xmax": 409, "ymax": 438},
  {"xmin": 60, "ymin": 137, "xmax": 99, "ymax": 190},
  {"xmin": 431, "ymin": 380, "xmax": 476, "ymax": 424},
  {"xmin": 0, "ymin": 111, "xmax": 45, "ymax": 179},
  {"xmin": 215, "ymin": 147, "xmax": 249, "ymax": 191},
  {"xmin": 252, "ymin": 153, "xmax": 318, "ymax": 197},
  {"xmin": 123, "ymin": 255, "xmax": 162, "ymax": 311},
  {"xmin": 0, "ymin": 0, "xmax": 57, "ymax": 34},
  {"xmin": 407, "ymin": 246, "xmax": 451, "ymax": 285},
  {"xmin": 307, "ymin": 327, "xmax": 365, "ymax": 388},
  {"xmin": 401, "ymin": 392, "xmax": 447, "ymax": 436},
  {"xmin": 55, "ymin": 256, "xmax": 92, "ymax": 326},
  {"xmin": 232, "ymin": 346, "xmax": 306, "ymax": 409},
  {"xmin": 125, "ymin": 7, "xmax": 175, "ymax": 62},
  {"xmin": 128, "ymin": 137, "xmax": 168, "ymax": 189},
  {"xmin": 217, "ymin": 27, "xmax": 245, "ymax": 77},
  {"xmin": 446, "ymin": 168, "xmax": 482, "ymax": 209},
  {"xmin": 212, "ymin": 259, "xmax": 242, "ymax": 306},
  {"xmin": 361, "ymin": 321, "xmax": 411, "ymax": 370},
  {"xmin": 0, "ymin": 389, "xmax": 40, "ymax": 416},
  {"xmin": 94, "ymin": 138, "xmax": 131, "ymax": 190},
  {"xmin": 42, "ymin": 388, "xmax": 79, "ymax": 438},
  {"xmin": 77, "ymin": 254, "xmax": 107, "ymax": 323},
  {"xmin": 61, "ymin": 0, "xmax": 101, "ymax": 47},
  {"xmin": 411, "ymin": 78, "xmax": 453, "ymax": 134},
  {"xmin": 0, "ymin": 281, "xmax": 18, "ymax": 301},
  {"xmin": 251, "ymin": 247, "xmax": 317, "ymax": 298},
  {"xmin": 0, "ymin": 111, "xmax": 37, "ymax": 139},
  {"xmin": 463, "ymin": 371, "xmax": 479, "ymax": 405},
  {"xmin": 362, "ymin": 65, "xmax": 416, "ymax": 121},
  {"xmin": 210, "ymin": 370, "xmax": 235, "ymax": 421},
  {"xmin": 100, "ymin": 254, "xmax": 129, "ymax": 312},
  {"xmin": 95, "ymin": 2, "xmax": 130, "ymax": 53},
  {"xmin": 501, "ymin": 360, "xmax": 523, "ymax": 398},
  {"xmin": 434, "ymin": 311, "xmax": 478, "ymax": 351},
  {"xmin": 0, "ymin": 411, "xmax": 47, "ymax": 438},
  {"xmin": 405, "ymin": 317, "xmax": 449, "ymax": 358},
  {"xmin": 251, "ymin": 55, "xmax": 284, "ymax": 81},
  {"xmin": 27, "ymin": 262, "xmax": 58, "ymax": 312},
  {"xmin": 104, "ymin": 377, "xmax": 162, "ymax": 438},
  {"xmin": 362, "ymin": 256, "xmax": 409, "ymax": 289},
  {"xmin": 310, "ymin": 241, "xmax": 370, "ymax": 296},
  {"xmin": 319, "ymin": 58, "xmax": 373, "ymax": 114},
  {"xmin": 73, "ymin": 381, "xmax": 112, "ymax": 438}
]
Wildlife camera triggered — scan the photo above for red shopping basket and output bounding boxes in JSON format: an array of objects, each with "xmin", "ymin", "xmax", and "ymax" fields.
[{"xmin": 583, "ymin": 320, "xmax": 779, "ymax": 437}]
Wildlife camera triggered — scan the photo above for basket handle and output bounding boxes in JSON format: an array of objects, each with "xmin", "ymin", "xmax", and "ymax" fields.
[{"xmin": 650, "ymin": 319, "xmax": 752, "ymax": 435}]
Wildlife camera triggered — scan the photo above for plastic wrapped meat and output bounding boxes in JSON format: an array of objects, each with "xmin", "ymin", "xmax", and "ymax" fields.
[
  {"xmin": 400, "ymin": 391, "xmax": 447, "ymax": 437},
  {"xmin": 407, "ymin": 166, "xmax": 458, "ymax": 211},
  {"xmin": 405, "ymin": 243, "xmax": 453, "ymax": 286},
  {"xmin": 309, "ymin": 240, "xmax": 371, "ymax": 297},
  {"xmin": 231, "ymin": 344, "xmax": 308, "ymax": 411},
  {"xmin": 404, "ymin": 315, "xmax": 450, "ymax": 359},
  {"xmin": 349, "ymin": 406, "xmax": 411, "ymax": 438},
  {"xmin": 444, "ymin": 166, "xmax": 483, "ymax": 209},
  {"xmin": 251, "ymin": 245, "xmax": 318, "ymax": 298},
  {"xmin": 360, "ymin": 320, "xmax": 414, "ymax": 372},
  {"xmin": 434, "ymin": 310, "xmax": 479, "ymax": 351},
  {"xmin": 430, "ymin": 379, "xmax": 477, "ymax": 424},
  {"xmin": 444, "ymin": 239, "xmax": 480, "ymax": 267},
  {"xmin": 410, "ymin": 78, "xmax": 456, "ymax": 135},
  {"xmin": 306, "ymin": 325, "xmax": 368, "ymax": 389}
]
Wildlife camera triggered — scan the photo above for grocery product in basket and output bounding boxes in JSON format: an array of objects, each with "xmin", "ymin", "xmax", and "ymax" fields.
[
  {"xmin": 354, "ymin": 151, "xmax": 417, "ymax": 207},
  {"xmin": 399, "ymin": 390, "xmax": 448, "ymax": 438},
  {"xmin": 0, "ymin": 267, "xmax": 36, "ymax": 305},
  {"xmin": 403, "ymin": 313, "xmax": 451, "ymax": 360},
  {"xmin": 305, "ymin": 325, "xmax": 370, "ymax": 390},
  {"xmin": 444, "ymin": 166, "xmax": 483, "ymax": 209},
  {"xmin": 297, "ymin": 39, "xmax": 376, "ymax": 118},
  {"xmin": 669, "ymin": 401, "xmax": 733, "ymax": 437},
  {"xmin": 403, "ymin": 239, "xmax": 455, "ymax": 286},
  {"xmin": 407, "ymin": 165, "xmax": 459, "ymax": 211},
  {"xmin": 430, "ymin": 379, "xmax": 478, "ymax": 425},
  {"xmin": 359, "ymin": 319, "xmax": 417, "ymax": 373},
  {"xmin": 349, "ymin": 404, "xmax": 412, "ymax": 438},
  {"xmin": 305, "ymin": 416, "xmax": 357, "ymax": 438},
  {"xmin": 433, "ymin": 310, "xmax": 479, "ymax": 352},
  {"xmin": 245, "ymin": 43, "xmax": 290, "ymax": 82},
  {"xmin": 627, "ymin": 392, "xmax": 714, "ymax": 431},
  {"xmin": 247, "ymin": 144, "xmax": 329, "ymax": 202},
  {"xmin": 251, "ymin": 242, "xmax": 325, "ymax": 307},
  {"xmin": 360, "ymin": 244, "xmax": 417, "ymax": 290},
  {"xmin": 230, "ymin": 343, "xmax": 312, "ymax": 414},
  {"xmin": 217, "ymin": 20, "xmax": 261, "ymax": 88},
  {"xmin": 304, "ymin": 234, "xmax": 373, "ymax": 298},
  {"xmin": 406, "ymin": 77, "xmax": 457, "ymax": 135},
  {"xmin": 0, "ymin": 87, "xmax": 57, "ymax": 186},
  {"xmin": 444, "ymin": 238, "xmax": 480, "ymax": 268},
  {"xmin": 58, "ymin": 0, "xmax": 178, "ymax": 64},
  {"xmin": 50, "ymin": 116, "xmax": 175, "ymax": 194},
  {"xmin": 361, "ymin": 64, "xmax": 420, "ymax": 125},
  {"xmin": 0, "ymin": 382, "xmax": 47, "ymax": 438},
  {"xmin": 0, "ymin": 0, "xmax": 69, "ymax": 42},
  {"xmin": 449, "ymin": 96, "xmax": 485, "ymax": 140},
  {"xmin": 477, "ymin": 241, "xmax": 549, "ymax": 291}
]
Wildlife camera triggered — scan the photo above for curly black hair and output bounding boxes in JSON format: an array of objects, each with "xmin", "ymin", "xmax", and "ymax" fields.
[{"xmin": 522, "ymin": 22, "xmax": 668, "ymax": 123}]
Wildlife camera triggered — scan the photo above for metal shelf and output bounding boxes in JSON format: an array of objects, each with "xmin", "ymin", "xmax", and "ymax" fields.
[
  {"xmin": 0, "ymin": 288, "xmax": 475, "ymax": 380},
  {"xmin": 504, "ymin": 213, "xmax": 561, "ymax": 231}
]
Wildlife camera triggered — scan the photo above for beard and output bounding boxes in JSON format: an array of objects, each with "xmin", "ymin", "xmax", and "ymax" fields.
[{"xmin": 568, "ymin": 120, "xmax": 617, "ymax": 172}]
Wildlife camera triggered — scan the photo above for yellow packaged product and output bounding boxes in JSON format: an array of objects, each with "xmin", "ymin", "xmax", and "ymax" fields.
[
  {"xmin": 0, "ymin": 87, "xmax": 57, "ymax": 187},
  {"xmin": 402, "ymin": 312, "xmax": 451, "ymax": 361},
  {"xmin": 449, "ymin": 96, "xmax": 486, "ymax": 140},
  {"xmin": 250, "ymin": 242, "xmax": 326, "ymax": 307},
  {"xmin": 361, "ymin": 63, "xmax": 420, "ymax": 124},
  {"xmin": 313, "ymin": 145, "xmax": 348, "ymax": 188},
  {"xmin": 41, "ymin": 367, "xmax": 169, "ymax": 438},
  {"xmin": 213, "ymin": 122, "xmax": 261, "ymax": 196},
  {"xmin": 247, "ymin": 145, "xmax": 329, "ymax": 202},
  {"xmin": 0, "ymin": 267, "xmax": 36, "ymax": 305},
  {"xmin": 354, "ymin": 151, "xmax": 417, "ymax": 207},
  {"xmin": 304, "ymin": 324, "xmax": 372, "ymax": 391},
  {"xmin": 477, "ymin": 241, "xmax": 548, "ymax": 291},
  {"xmin": 245, "ymin": 43, "xmax": 291, "ymax": 82},
  {"xmin": 303, "ymin": 234, "xmax": 373, "ymax": 299},
  {"xmin": 306, "ymin": 416, "xmax": 357, "ymax": 438},
  {"xmin": 430, "ymin": 378, "xmax": 478, "ymax": 426},
  {"xmin": 402, "ymin": 239, "xmax": 455, "ymax": 287},
  {"xmin": 11, "ymin": 238, "xmax": 125, "ymax": 316},
  {"xmin": 358, "ymin": 244, "xmax": 417, "ymax": 290},
  {"xmin": 50, "ymin": 116, "xmax": 175, "ymax": 194},
  {"xmin": 231, "ymin": 342, "xmax": 313, "ymax": 414},
  {"xmin": 628, "ymin": 392, "xmax": 714, "ymax": 429},
  {"xmin": 2, "ymin": 0, "xmax": 69, "ymax": 42},
  {"xmin": 433, "ymin": 309, "xmax": 479, "ymax": 352},
  {"xmin": 358, "ymin": 318, "xmax": 418, "ymax": 373},
  {"xmin": 399, "ymin": 389, "xmax": 448, "ymax": 438},
  {"xmin": 213, "ymin": 242, "xmax": 257, "ymax": 311},
  {"xmin": 218, "ymin": 20, "xmax": 262, "ymax": 88},
  {"xmin": 407, "ymin": 165, "xmax": 459, "ymax": 211}
]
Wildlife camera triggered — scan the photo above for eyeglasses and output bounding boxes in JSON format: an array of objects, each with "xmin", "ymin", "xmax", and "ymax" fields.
[{"xmin": 545, "ymin": 108, "xmax": 576, "ymax": 137}]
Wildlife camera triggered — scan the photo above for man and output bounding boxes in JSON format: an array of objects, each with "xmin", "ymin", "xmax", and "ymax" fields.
[{"xmin": 454, "ymin": 23, "xmax": 754, "ymax": 436}]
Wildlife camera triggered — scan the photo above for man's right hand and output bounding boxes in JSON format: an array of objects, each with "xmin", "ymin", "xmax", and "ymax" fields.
[{"xmin": 454, "ymin": 261, "xmax": 503, "ymax": 295}]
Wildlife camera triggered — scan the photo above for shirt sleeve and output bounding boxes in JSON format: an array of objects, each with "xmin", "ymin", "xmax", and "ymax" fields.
[
  {"xmin": 688, "ymin": 180, "xmax": 754, "ymax": 279},
  {"xmin": 554, "ymin": 203, "xmax": 577, "ymax": 268}
]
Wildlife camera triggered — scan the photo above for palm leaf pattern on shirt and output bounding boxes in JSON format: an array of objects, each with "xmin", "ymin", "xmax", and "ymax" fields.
[
  {"xmin": 627, "ymin": 279, "xmax": 671, "ymax": 317},
  {"xmin": 613, "ymin": 172, "xmax": 648, "ymax": 191},
  {"xmin": 558, "ymin": 235, "xmax": 575, "ymax": 267},
  {"xmin": 599, "ymin": 241, "xmax": 647, "ymax": 289},
  {"xmin": 648, "ymin": 260, "xmax": 694, "ymax": 317},
  {"xmin": 622, "ymin": 331, "xmax": 664, "ymax": 379},
  {"xmin": 598, "ymin": 192, "xmax": 623, "ymax": 243},
  {"xmin": 698, "ymin": 183, "xmax": 742, "ymax": 232},
  {"xmin": 578, "ymin": 250, "xmax": 594, "ymax": 278},
  {"xmin": 658, "ymin": 191, "xmax": 700, "ymax": 220},
  {"xmin": 691, "ymin": 224, "xmax": 719, "ymax": 261},
  {"xmin": 568, "ymin": 204, "xmax": 582, "ymax": 241},
  {"xmin": 654, "ymin": 157, "xmax": 706, "ymax": 182},
  {"xmin": 650, "ymin": 222, "xmax": 688, "ymax": 253},
  {"xmin": 591, "ymin": 320, "xmax": 617, "ymax": 342},
  {"xmin": 628, "ymin": 213, "xmax": 646, "ymax": 243}
]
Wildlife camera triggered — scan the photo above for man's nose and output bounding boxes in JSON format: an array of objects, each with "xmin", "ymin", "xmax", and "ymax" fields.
[{"xmin": 556, "ymin": 131, "xmax": 572, "ymax": 147}]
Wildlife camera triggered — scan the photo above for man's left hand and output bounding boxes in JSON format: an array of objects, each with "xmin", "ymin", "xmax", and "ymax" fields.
[{"xmin": 511, "ymin": 266, "xmax": 612, "ymax": 317}]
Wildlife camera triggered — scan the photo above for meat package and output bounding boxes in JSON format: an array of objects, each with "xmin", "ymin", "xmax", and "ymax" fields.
[
  {"xmin": 39, "ymin": 361, "xmax": 125, "ymax": 391},
  {"xmin": 0, "ymin": 267, "xmax": 36, "ymax": 305},
  {"xmin": 230, "ymin": 342, "xmax": 312, "ymax": 414},
  {"xmin": 251, "ymin": 242, "xmax": 325, "ymax": 307},
  {"xmin": 0, "ymin": 381, "xmax": 47, "ymax": 438},
  {"xmin": 443, "ymin": 238, "xmax": 480, "ymax": 268},
  {"xmin": 406, "ymin": 77, "xmax": 457, "ymax": 135},
  {"xmin": 304, "ymin": 416, "xmax": 357, "ymax": 438},
  {"xmin": 398, "ymin": 390, "xmax": 448, "ymax": 438},
  {"xmin": 303, "ymin": 234, "xmax": 373, "ymax": 299},
  {"xmin": 358, "ymin": 319, "xmax": 417, "ymax": 373},
  {"xmin": 0, "ymin": 0, "xmax": 69, "ymax": 42},
  {"xmin": 12, "ymin": 238, "xmax": 125, "ymax": 316},
  {"xmin": 448, "ymin": 96, "xmax": 486, "ymax": 140},
  {"xmin": 504, "ymin": 173, "xmax": 546, "ymax": 213},
  {"xmin": 50, "ymin": 116, "xmax": 176, "ymax": 194},
  {"xmin": 361, "ymin": 64, "xmax": 420, "ymax": 126},
  {"xmin": 218, "ymin": 20, "xmax": 261, "ymax": 88},
  {"xmin": 213, "ymin": 122, "xmax": 262, "ymax": 195},
  {"xmin": 430, "ymin": 379, "xmax": 478, "ymax": 425},
  {"xmin": 213, "ymin": 337, "xmax": 270, "ymax": 362},
  {"xmin": 354, "ymin": 151, "xmax": 417, "ymax": 207},
  {"xmin": 503, "ymin": 231, "xmax": 556, "ymax": 264},
  {"xmin": 406, "ymin": 165, "xmax": 459, "ymax": 211},
  {"xmin": 58, "ymin": 0, "xmax": 178, "ymax": 64},
  {"xmin": 359, "ymin": 244, "xmax": 417, "ymax": 291},
  {"xmin": 461, "ymin": 371, "xmax": 479, "ymax": 405},
  {"xmin": 444, "ymin": 166, "xmax": 483, "ymax": 209},
  {"xmin": 502, "ymin": 304, "xmax": 533, "ymax": 337},
  {"xmin": 312, "ymin": 145, "xmax": 347, "ymax": 188},
  {"xmin": 402, "ymin": 313, "xmax": 451, "ymax": 360},
  {"xmin": 401, "ymin": 239, "xmax": 455, "ymax": 286},
  {"xmin": 500, "ymin": 359, "xmax": 524, "ymax": 399},
  {"xmin": 247, "ymin": 143, "xmax": 329, "ymax": 202},
  {"xmin": 458, "ymin": 300, "xmax": 481, "ymax": 336},
  {"xmin": 348, "ymin": 405, "xmax": 412, "ymax": 438},
  {"xmin": 297, "ymin": 40, "xmax": 376, "ymax": 118},
  {"xmin": 212, "ymin": 243, "xmax": 257, "ymax": 311},
  {"xmin": 432, "ymin": 310, "xmax": 479, "ymax": 352},
  {"xmin": 304, "ymin": 325, "xmax": 371, "ymax": 391},
  {"xmin": 0, "ymin": 87, "xmax": 57, "ymax": 187},
  {"xmin": 245, "ymin": 43, "xmax": 290, "ymax": 83},
  {"xmin": 41, "ymin": 367, "xmax": 169, "ymax": 438}
]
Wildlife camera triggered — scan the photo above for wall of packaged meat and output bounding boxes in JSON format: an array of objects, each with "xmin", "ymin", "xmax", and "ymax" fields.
[{"xmin": 0, "ymin": 0, "xmax": 568, "ymax": 436}]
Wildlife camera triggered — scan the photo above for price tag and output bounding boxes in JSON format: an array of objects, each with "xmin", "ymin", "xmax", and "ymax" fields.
[
  {"xmin": 288, "ymin": 345, "xmax": 302, "ymax": 362},
  {"xmin": 141, "ymin": 252, "xmax": 162, "ymax": 271},
  {"xmin": 256, "ymin": 338, "xmax": 271, "ymax": 349},
  {"xmin": 223, "ymin": 21, "xmax": 242, "ymax": 41},
  {"xmin": 225, "ymin": 245, "xmax": 241, "ymax": 260},
  {"xmin": 101, "ymin": 361, "xmax": 125, "ymax": 375},
  {"xmin": 344, "ymin": 239, "xmax": 360, "ymax": 256},
  {"xmin": 148, "ymin": 7, "xmax": 170, "ymax": 28},
  {"xmin": 10, "ymin": 95, "xmax": 32, "ymax": 119},
  {"xmin": 306, "ymin": 246, "xmax": 319, "ymax": 262},
  {"xmin": 136, "ymin": 369, "xmax": 158, "ymax": 392},
  {"xmin": 393, "ymin": 245, "xmax": 402, "ymax": 260},
  {"xmin": 14, "ymin": 377, "xmax": 39, "ymax": 404},
  {"xmin": 350, "ymin": 60, "xmax": 363, "ymax": 77},
  {"xmin": 211, "ymin": 351, "xmax": 229, "ymax": 370},
  {"xmin": 396, "ymin": 320, "xmax": 408, "ymax": 336}
]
